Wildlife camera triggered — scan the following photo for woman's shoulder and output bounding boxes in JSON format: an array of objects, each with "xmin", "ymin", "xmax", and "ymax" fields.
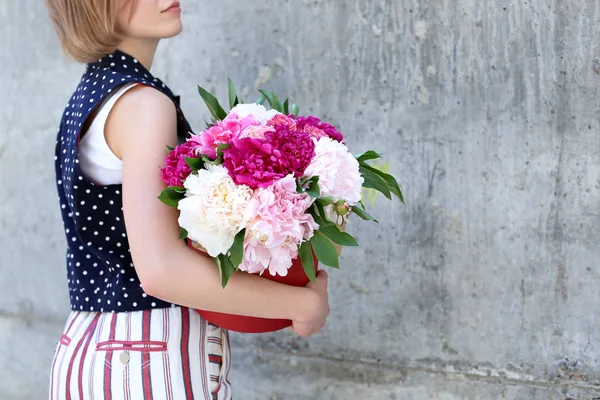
[
  {"xmin": 104, "ymin": 83, "xmax": 178, "ymax": 156},
  {"xmin": 63, "ymin": 66, "xmax": 162, "ymax": 121},
  {"xmin": 108, "ymin": 84, "xmax": 176, "ymax": 122}
]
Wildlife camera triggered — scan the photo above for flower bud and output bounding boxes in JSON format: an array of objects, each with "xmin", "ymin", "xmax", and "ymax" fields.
[{"xmin": 334, "ymin": 200, "xmax": 350, "ymax": 216}]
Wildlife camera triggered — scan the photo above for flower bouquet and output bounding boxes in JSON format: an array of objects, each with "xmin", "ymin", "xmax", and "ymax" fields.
[{"xmin": 159, "ymin": 80, "xmax": 403, "ymax": 333}]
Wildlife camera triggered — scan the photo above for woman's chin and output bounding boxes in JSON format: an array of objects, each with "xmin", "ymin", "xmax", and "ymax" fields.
[
  {"xmin": 152, "ymin": 21, "xmax": 183, "ymax": 39},
  {"xmin": 163, "ymin": 23, "xmax": 183, "ymax": 39}
]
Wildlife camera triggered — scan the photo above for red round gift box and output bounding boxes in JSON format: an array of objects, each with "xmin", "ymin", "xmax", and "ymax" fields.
[{"xmin": 187, "ymin": 239, "xmax": 317, "ymax": 333}]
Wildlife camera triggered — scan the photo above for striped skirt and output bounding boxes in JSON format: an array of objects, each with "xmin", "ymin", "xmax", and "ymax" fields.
[{"xmin": 49, "ymin": 307, "xmax": 232, "ymax": 400}]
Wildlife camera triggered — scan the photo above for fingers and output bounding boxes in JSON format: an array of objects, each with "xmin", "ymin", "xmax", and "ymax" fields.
[
  {"xmin": 317, "ymin": 270, "xmax": 329, "ymax": 280},
  {"xmin": 305, "ymin": 270, "xmax": 329, "ymax": 290},
  {"xmin": 290, "ymin": 325, "xmax": 311, "ymax": 338},
  {"xmin": 291, "ymin": 323, "xmax": 322, "ymax": 338}
]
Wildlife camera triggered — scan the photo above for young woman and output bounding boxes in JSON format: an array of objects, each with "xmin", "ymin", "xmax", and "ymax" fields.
[{"xmin": 46, "ymin": 1, "xmax": 330, "ymax": 398}]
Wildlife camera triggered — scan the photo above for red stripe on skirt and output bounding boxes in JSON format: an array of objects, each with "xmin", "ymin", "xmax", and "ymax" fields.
[
  {"xmin": 50, "ymin": 312, "xmax": 81, "ymax": 400},
  {"xmin": 78, "ymin": 316, "xmax": 100, "ymax": 398},
  {"xmin": 65, "ymin": 312, "xmax": 82, "ymax": 333},
  {"xmin": 142, "ymin": 310, "xmax": 154, "ymax": 399},
  {"xmin": 65, "ymin": 314, "xmax": 100, "ymax": 400},
  {"xmin": 89, "ymin": 313, "xmax": 107, "ymax": 400},
  {"xmin": 104, "ymin": 312, "xmax": 118, "ymax": 400},
  {"xmin": 208, "ymin": 354, "xmax": 222, "ymax": 364},
  {"xmin": 180, "ymin": 308, "xmax": 194, "ymax": 398},
  {"xmin": 210, "ymin": 330, "xmax": 225, "ymax": 398}
]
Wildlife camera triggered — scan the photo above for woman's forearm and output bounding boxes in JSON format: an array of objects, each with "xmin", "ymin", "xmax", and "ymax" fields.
[{"xmin": 140, "ymin": 241, "xmax": 316, "ymax": 321}]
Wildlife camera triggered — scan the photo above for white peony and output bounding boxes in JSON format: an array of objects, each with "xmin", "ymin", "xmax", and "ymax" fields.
[
  {"xmin": 229, "ymin": 103, "xmax": 281, "ymax": 125},
  {"xmin": 177, "ymin": 165, "xmax": 253, "ymax": 257},
  {"xmin": 303, "ymin": 137, "xmax": 364, "ymax": 205}
]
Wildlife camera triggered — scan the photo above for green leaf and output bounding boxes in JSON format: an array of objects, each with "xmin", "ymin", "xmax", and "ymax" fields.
[
  {"xmin": 359, "ymin": 161, "xmax": 404, "ymax": 202},
  {"xmin": 283, "ymin": 99, "xmax": 290, "ymax": 115},
  {"xmin": 171, "ymin": 186, "xmax": 186, "ymax": 194},
  {"xmin": 380, "ymin": 173, "xmax": 404, "ymax": 202},
  {"xmin": 256, "ymin": 94, "xmax": 266, "ymax": 105},
  {"xmin": 179, "ymin": 228, "xmax": 188, "ymax": 240},
  {"xmin": 217, "ymin": 143, "xmax": 230, "ymax": 154},
  {"xmin": 258, "ymin": 90, "xmax": 283, "ymax": 112},
  {"xmin": 228, "ymin": 78, "xmax": 239, "ymax": 109},
  {"xmin": 197, "ymin": 85, "xmax": 227, "ymax": 121},
  {"xmin": 306, "ymin": 177, "xmax": 320, "ymax": 198},
  {"xmin": 229, "ymin": 229, "xmax": 245, "ymax": 269},
  {"xmin": 314, "ymin": 201, "xmax": 330, "ymax": 224},
  {"xmin": 291, "ymin": 104, "xmax": 300, "ymax": 117},
  {"xmin": 200, "ymin": 154, "xmax": 215, "ymax": 164},
  {"xmin": 299, "ymin": 241, "xmax": 317, "ymax": 283},
  {"xmin": 318, "ymin": 225, "xmax": 359, "ymax": 247},
  {"xmin": 359, "ymin": 165, "xmax": 392, "ymax": 199},
  {"xmin": 214, "ymin": 143, "xmax": 230, "ymax": 164},
  {"xmin": 158, "ymin": 187, "xmax": 185, "ymax": 208},
  {"xmin": 216, "ymin": 255, "xmax": 236, "ymax": 288},
  {"xmin": 166, "ymin": 145, "xmax": 175, "ymax": 151},
  {"xmin": 354, "ymin": 150, "xmax": 382, "ymax": 162},
  {"xmin": 316, "ymin": 196, "xmax": 335, "ymax": 206},
  {"xmin": 310, "ymin": 232, "xmax": 339, "ymax": 269},
  {"xmin": 166, "ymin": 187, "xmax": 186, "ymax": 198},
  {"xmin": 310, "ymin": 209, "xmax": 325, "ymax": 226},
  {"xmin": 351, "ymin": 205, "xmax": 378, "ymax": 223},
  {"xmin": 157, "ymin": 194, "xmax": 179, "ymax": 208},
  {"xmin": 185, "ymin": 157, "xmax": 204, "ymax": 171}
]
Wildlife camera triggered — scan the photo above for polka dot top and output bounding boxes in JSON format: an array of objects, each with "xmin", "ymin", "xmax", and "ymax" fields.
[{"xmin": 54, "ymin": 50, "xmax": 191, "ymax": 312}]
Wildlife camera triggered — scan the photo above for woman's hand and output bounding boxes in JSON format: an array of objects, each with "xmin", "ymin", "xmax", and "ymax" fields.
[{"xmin": 290, "ymin": 270, "xmax": 330, "ymax": 337}]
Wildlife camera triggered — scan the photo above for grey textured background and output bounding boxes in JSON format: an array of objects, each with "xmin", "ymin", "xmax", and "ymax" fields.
[{"xmin": 2, "ymin": 0, "xmax": 600, "ymax": 399}]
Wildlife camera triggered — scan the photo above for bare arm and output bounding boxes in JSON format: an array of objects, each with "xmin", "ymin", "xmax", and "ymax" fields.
[{"xmin": 107, "ymin": 86, "xmax": 324, "ymax": 323}]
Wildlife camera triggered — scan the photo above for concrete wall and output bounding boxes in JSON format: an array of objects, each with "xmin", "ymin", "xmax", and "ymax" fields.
[{"xmin": 2, "ymin": 0, "xmax": 600, "ymax": 398}]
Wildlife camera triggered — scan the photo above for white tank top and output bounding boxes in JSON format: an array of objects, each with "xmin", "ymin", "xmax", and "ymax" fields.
[{"xmin": 78, "ymin": 83, "xmax": 138, "ymax": 185}]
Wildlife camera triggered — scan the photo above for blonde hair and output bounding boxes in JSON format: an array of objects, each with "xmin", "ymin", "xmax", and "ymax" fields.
[{"xmin": 45, "ymin": 0, "xmax": 124, "ymax": 63}]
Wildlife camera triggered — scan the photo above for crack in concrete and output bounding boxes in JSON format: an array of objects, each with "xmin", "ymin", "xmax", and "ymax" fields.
[
  {"xmin": 250, "ymin": 347, "xmax": 600, "ymax": 392},
  {"xmin": 0, "ymin": 309, "xmax": 65, "ymax": 327}
]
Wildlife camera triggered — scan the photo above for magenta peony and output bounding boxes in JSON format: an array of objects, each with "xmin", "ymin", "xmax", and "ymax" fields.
[
  {"xmin": 294, "ymin": 115, "xmax": 344, "ymax": 142},
  {"xmin": 160, "ymin": 141, "xmax": 199, "ymax": 187},
  {"xmin": 222, "ymin": 126, "xmax": 315, "ymax": 189}
]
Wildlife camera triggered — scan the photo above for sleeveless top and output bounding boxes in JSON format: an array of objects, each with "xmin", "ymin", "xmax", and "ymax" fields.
[
  {"xmin": 55, "ymin": 50, "xmax": 191, "ymax": 312},
  {"xmin": 79, "ymin": 83, "xmax": 138, "ymax": 185}
]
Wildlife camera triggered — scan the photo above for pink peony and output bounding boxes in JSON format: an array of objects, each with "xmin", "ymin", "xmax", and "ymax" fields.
[
  {"xmin": 302, "ymin": 137, "xmax": 364, "ymax": 205},
  {"xmin": 239, "ymin": 125, "xmax": 275, "ymax": 139},
  {"xmin": 267, "ymin": 114, "xmax": 297, "ymax": 130},
  {"xmin": 190, "ymin": 113, "xmax": 261, "ymax": 159},
  {"xmin": 222, "ymin": 126, "xmax": 315, "ymax": 189},
  {"xmin": 294, "ymin": 116, "xmax": 344, "ymax": 142},
  {"xmin": 240, "ymin": 175, "xmax": 318, "ymax": 276},
  {"xmin": 160, "ymin": 141, "xmax": 199, "ymax": 187}
]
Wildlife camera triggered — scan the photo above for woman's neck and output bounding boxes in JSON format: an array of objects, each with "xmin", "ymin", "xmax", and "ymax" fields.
[{"xmin": 117, "ymin": 38, "xmax": 160, "ymax": 71}]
